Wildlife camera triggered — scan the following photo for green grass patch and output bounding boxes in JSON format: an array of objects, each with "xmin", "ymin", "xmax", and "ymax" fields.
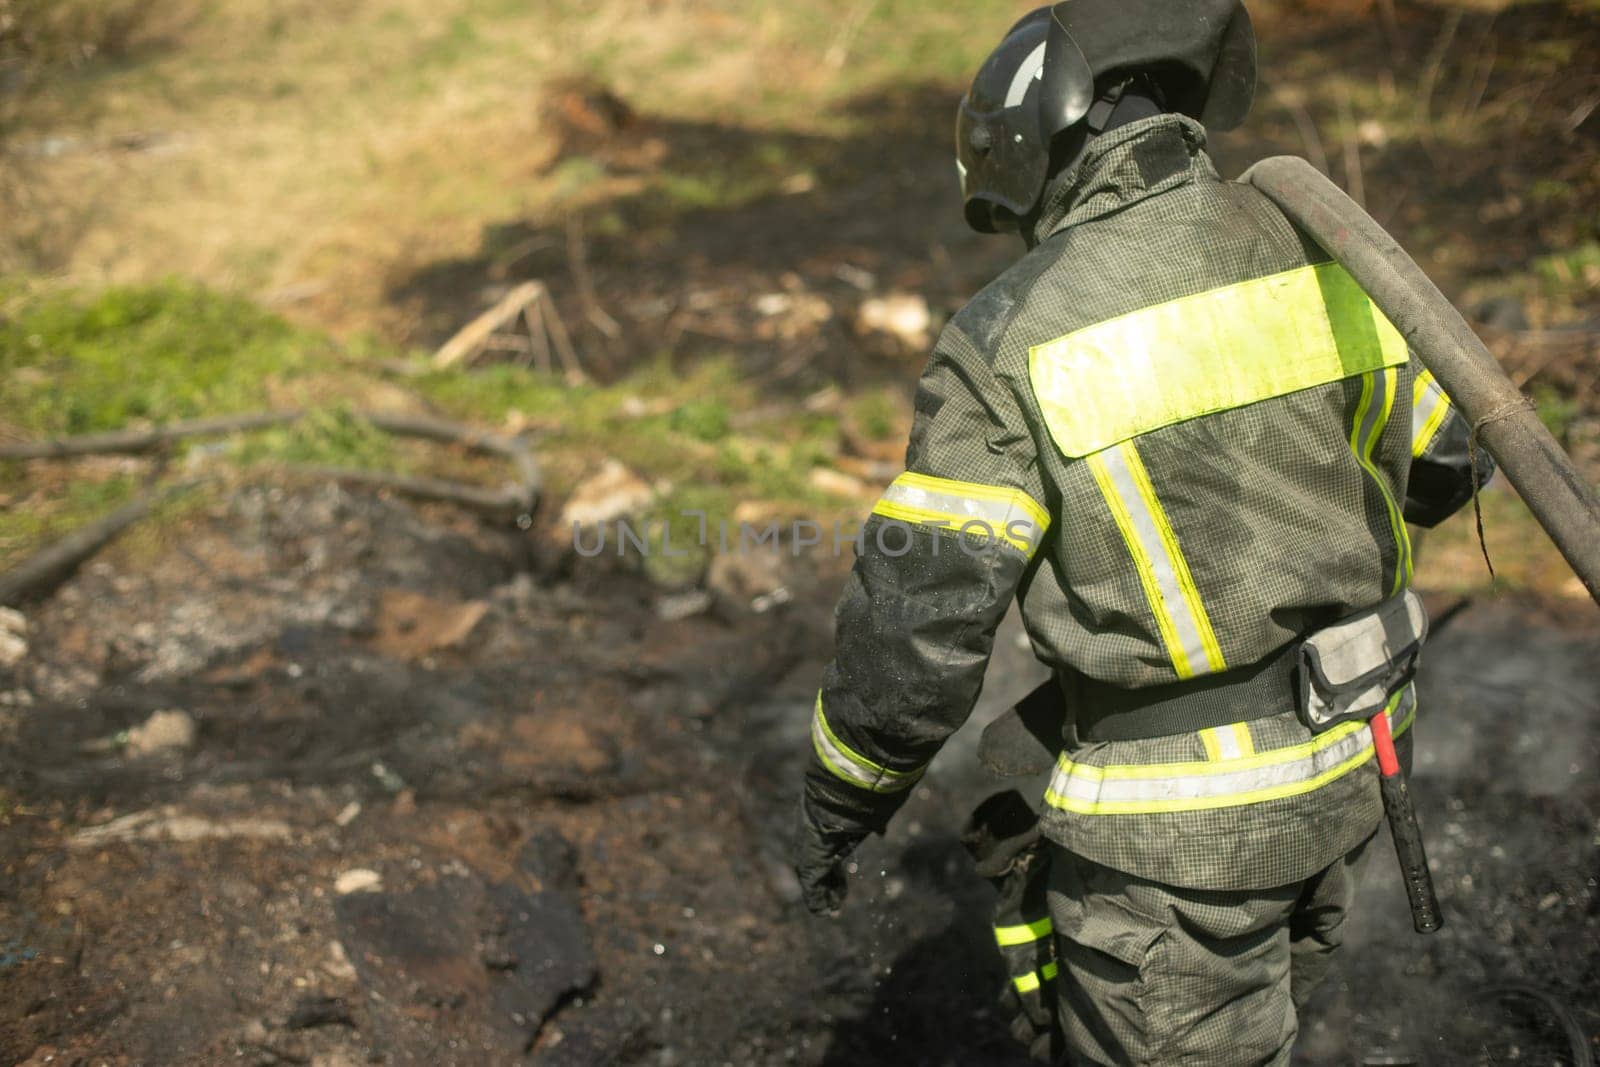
[
  {"xmin": 415, "ymin": 355, "xmax": 848, "ymax": 511},
  {"xmin": 1531, "ymin": 242, "xmax": 1600, "ymax": 302},
  {"xmin": 0, "ymin": 277, "xmax": 331, "ymax": 436},
  {"xmin": 233, "ymin": 406, "xmax": 401, "ymax": 470},
  {"xmin": 0, "ymin": 277, "xmax": 865, "ymax": 575},
  {"xmin": 1532, "ymin": 383, "xmax": 1585, "ymax": 444},
  {"xmin": 849, "ymin": 389, "xmax": 902, "ymax": 441}
]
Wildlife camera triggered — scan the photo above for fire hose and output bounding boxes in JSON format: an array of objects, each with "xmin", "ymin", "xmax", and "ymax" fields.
[{"xmin": 1243, "ymin": 156, "xmax": 1600, "ymax": 608}]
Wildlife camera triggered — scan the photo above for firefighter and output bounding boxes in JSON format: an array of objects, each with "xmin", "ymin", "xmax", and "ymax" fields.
[{"xmin": 794, "ymin": 3, "xmax": 1492, "ymax": 1064}]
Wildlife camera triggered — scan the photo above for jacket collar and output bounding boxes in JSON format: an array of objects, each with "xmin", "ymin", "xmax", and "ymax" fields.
[{"xmin": 1029, "ymin": 114, "xmax": 1217, "ymax": 246}]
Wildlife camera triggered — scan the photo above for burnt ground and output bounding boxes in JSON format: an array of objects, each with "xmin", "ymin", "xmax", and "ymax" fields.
[{"xmin": 0, "ymin": 484, "xmax": 1596, "ymax": 1067}]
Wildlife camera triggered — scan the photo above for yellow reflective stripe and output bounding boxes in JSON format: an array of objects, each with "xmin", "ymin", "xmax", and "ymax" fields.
[
  {"xmin": 1351, "ymin": 368, "xmax": 1413, "ymax": 594},
  {"xmin": 1087, "ymin": 442, "xmax": 1224, "ymax": 680},
  {"xmin": 1012, "ymin": 961, "xmax": 1060, "ymax": 994},
  {"xmin": 1029, "ymin": 262, "xmax": 1409, "ymax": 458},
  {"xmin": 1200, "ymin": 723, "xmax": 1253, "ymax": 761},
  {"xmin": 994, "ymin": 916, "xmax": 1053, "ymax": 947},
  {"xmin": 811, "ymin": 693, "xmax": 924, "ymax": 794},
  {"xmin": 1411, "ymin": 369, "xmax": 1452, "ymax": 458},
  {"xmin": 1088, "ymin": 449, "xmax": 1191, "ymax": 678},
  {"xmin": 1120, "ymin": 443, "xmax": 1227, "ymax": 674},
  {"xmin": 1044, "ymin": 692, "xmax": 1415, "ymax": 816},
  {"xmin": 870, "ymin": 472, "xmax": 1050, "ymax": 556}
]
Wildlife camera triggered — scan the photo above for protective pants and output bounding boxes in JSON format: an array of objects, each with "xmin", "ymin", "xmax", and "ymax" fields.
[{"xmin": 1046, "ymin": 832, "xmax": 1375, "ymax": 1067}]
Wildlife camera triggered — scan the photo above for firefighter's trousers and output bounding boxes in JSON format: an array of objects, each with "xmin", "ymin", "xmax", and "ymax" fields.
[{"xmin": 1046, "ymin": 833, "xmax": 1376, "ymax": 1067}]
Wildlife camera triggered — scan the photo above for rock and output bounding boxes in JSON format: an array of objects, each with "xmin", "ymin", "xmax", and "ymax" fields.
[
  {"xmin": 0, "ymin": 606, "xmax": 27, "ymax": 668},
  {"xmin": 335, "ymin": 869, "xmax": 383, "ymax": 896},
  {"xmin": 749, "ymin": 587, "xmax": 792, "ymax": 614},
  {"xmin": 559, "ymin": 460, "xmax": 655, "ymax": 528},
  {"xmin": 654, "ymin": 589, "xmax": 713, "ymax": 622},
  {"xmin": 857, "ymin": 292, "xmax": 932, "ymax": 350},
  {"xmin": 807, "ymin": 467, "xmax": 870, "ymax": 499},
  {"xmin": 311, "ymin": 1054, "xmax": 364, "ymax": 1067},
  {"xmin": 0, "ymin": 632, "xmax": 26, "ymax": 669},
  {"xmin": 707, "ymin": 544, "xmax": 793, "ymax": 615},
  {"xmin": 371, "ymin": 590, "xmax": 490, "ymax": 660},
  {"xmin": 124, "ymin": 708, "xmax": 197, "ymax": 756},
  {"xmin": 324, "ymin": 940, "xmax": 358, "ymax": 981}
]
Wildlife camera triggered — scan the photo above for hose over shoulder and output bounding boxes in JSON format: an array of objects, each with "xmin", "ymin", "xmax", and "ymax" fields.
[{"xmin": 1243, "ymin": 155, "xmax": 1600, "ymax": 606}]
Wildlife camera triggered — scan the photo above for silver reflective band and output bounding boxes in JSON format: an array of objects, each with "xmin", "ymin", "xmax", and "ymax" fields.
[
  {"xmin": 872, "ymin": 473, "xmax": 1050, "ymax": 557},
  {"xmin": 1412, "ymin": 370, "xmax": 1450, "ymax": 457},
  {"xmin": 811, "ymin": 696, "xmax": 925, "ymax": 794},
  {"xmin": 1045, "ymin": 690, "xmax": 1416, "ymax": 816}
]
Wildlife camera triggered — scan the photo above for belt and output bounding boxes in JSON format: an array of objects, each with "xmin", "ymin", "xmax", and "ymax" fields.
[{"xmin": 1063, "ymin": 639, "xmax": 1300, "ymax": 743}]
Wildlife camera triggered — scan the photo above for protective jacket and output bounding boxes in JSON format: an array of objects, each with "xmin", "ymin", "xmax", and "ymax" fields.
[{"xmin": 805, "ymin": 115, "xmax": 1488, "ymax": 893}]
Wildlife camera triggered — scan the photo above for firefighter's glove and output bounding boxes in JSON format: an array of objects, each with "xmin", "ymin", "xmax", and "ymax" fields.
[
  {"xmin": 962, "ymin": 791, "xmax": 1062, "ymax": 1063},
  {"xmin": 796, "ymin": 764, "xmax": 906, "ymax": 916},
  {"xmin": 796, "ymin": 816, "xmax": 864, "ymax": 916}
]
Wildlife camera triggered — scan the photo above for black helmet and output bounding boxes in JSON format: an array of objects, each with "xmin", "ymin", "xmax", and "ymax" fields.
[{"xmin": 956, "ymin": 0, "xmax": 1257, "ymax": 233}]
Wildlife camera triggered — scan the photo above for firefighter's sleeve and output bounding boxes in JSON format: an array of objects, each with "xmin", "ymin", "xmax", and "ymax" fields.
[
  {"xmin": 1404, "ymin": 367, "xmax": 1495, "ymax": 528},
  {"xmin": 805, "ymin": 321, "xmax": 1051, "ymax": 833}
]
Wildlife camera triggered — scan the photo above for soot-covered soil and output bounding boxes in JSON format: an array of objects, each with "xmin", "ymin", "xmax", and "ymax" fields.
[{"xmin": 0, "ymin": 485, "xmax": 1595, "ymax": 1066}]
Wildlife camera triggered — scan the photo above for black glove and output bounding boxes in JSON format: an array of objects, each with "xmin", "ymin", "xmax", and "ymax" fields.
[
  {"xmin": 795, "ymin": 764, "xmax": 907, "ymax": 916},
  {"xmin": 962, "ymin": 791, "xmax": 1062, "ymax": 1064},
  {"xmin": 795, "ymin": 810, "xmax": 867, "ymax": 916}
]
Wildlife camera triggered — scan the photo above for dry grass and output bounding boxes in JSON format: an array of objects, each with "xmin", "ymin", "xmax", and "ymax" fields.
[{"xmin": 0, "ymin": 0, "xmax": 1029, "ymax": 335}]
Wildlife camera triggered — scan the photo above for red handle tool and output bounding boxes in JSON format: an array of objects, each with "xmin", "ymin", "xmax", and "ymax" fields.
[{"xmin": 1370, "ymin": 710, "xmax": 1443, "ymax": 934}]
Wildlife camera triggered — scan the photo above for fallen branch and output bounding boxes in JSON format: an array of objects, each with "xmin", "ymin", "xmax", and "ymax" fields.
[
  {"xmin": 0, "ymin": 480, "xmax": 198, "ymax": 606},
  {"xmin": 3, "ymin": 408, "xmax": 544, "ymax": 518},
  {"xmin": 287, "ymin": 466, "xmax": 530, "ymax": 517},
  {"xmin": 1, "ymin": 410, "xmax": 545, "ymax": 602},
  {"xmin": 0, "ymin": 411, "xmax": 299, "ymax": 460},
  {"xmin": 363, "ymin": 410, "xmax": 542, "ymax": 516}
]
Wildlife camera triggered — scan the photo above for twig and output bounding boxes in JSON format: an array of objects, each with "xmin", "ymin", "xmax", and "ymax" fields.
[
  {"xmin": 1416, "ymin": 9, "xmax": 1464, "ymax": 139},
  {"xmin": 525, "ymin": 297, "xmax": 553, "ymax": 373},
  {"xmin": 1375, "ymin": 0, "xmax": 1402, "ymax": 69},
  {"xmin": 1270, "ymin": 84, "xmax": 1329, "ymax": 175},
  {"xmin": 1454, "ymin": 31, "xmax": 1497, "ymax": 123},
  {"xmin": 0, "ymin": 411, "xmax": 298, "ymax": 460},
  {"xmin": 1337, "ymin": 88, "xmax": 1365, "ymax": 209},
  {"xmin": 540, "ymin": 293, "xmax": 588, "ymax": 385},
  {"xmin": 825, "ymin": 0, "xmax": 880, "ymax": 69},
  {"xmin": 0, "ymin": 480, "xmax": 200, "ymax": 606},
  {"xmin": 566, "ymin": 214, "xmax": 621, "ymax": 341},
  {"xmin": 1567, "ymin": 92, "xmax": 1600, "ymax": 134}
]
